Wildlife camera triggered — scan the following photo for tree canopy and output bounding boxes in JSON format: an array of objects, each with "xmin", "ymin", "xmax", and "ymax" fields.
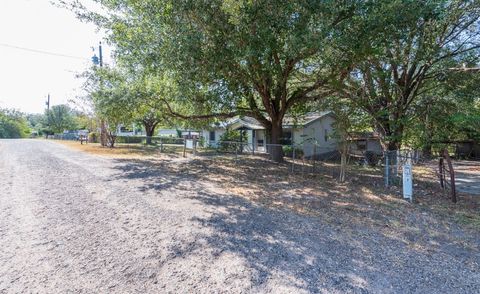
[
  {"xmin": 61, "ymin": 0, "xmax": 480, "ymax": 159},
  {"xmin": 338, "ymin": 0, "xmax": 480, "ymax": 150},
  {"xmin": 45, "ymin": 104, "xmax": 78, "ymax": 134},
  {"xmin": 0, "ymin": 108, "xmax": 30, "ymax": 138}
]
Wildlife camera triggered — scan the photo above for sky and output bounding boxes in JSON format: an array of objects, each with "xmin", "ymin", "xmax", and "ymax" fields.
[{"xmin": 0, "ymin": 0, "xmax": 108, "ymax": 114}]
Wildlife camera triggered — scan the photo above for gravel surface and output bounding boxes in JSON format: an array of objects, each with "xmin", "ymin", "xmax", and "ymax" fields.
[
  {"xmin": 0, "ymin": 139, "xmax": 479, "ymax": 293},
  {"xmin": 453, "ymin": 160, "xmax": 480, "ymax": 195}
]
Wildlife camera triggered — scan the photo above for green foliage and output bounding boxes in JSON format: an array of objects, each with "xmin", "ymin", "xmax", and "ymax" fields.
[
  {"xmin": 45, "ymin": 104, "xmax": 78, "ymax": 134},
  {"xmin": 404, "ymin": 66, "xmax": 480, "ymax": 150},
  {"xmin": 218, "ymin": 129, "xmax": 247, "ymax": 152},
  {"xmin": 0, "ymin": 109, "xmax": 30, "ymax": 138},
  {"xmin": 88, "ymin": 132, "xmax": 98, "ymax": 143},
  {"xmin": 62, "ymin": 0, "xmax": 480, "ymax": 154},
  {"xmin": 282, "ymin": 145, "xmax": 303, "ymax": 158},
  {"xmin": 340, "ymin": 0, "xmax": 480, "ymax": 150},
  {"xmin": 26, "ymin": 113, "xmax": 46, "ymax": 135},
  {"xmin": 67, "ymin": 0, "xmax": 359, "ymax": 161},
  {"xmin": 219, "ymin": 129, "xmax": 247, "ymax": 143}
]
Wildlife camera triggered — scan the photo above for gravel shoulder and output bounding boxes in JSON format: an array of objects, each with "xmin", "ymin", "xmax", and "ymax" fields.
[{"xmin": 0, "ymin": 139, "xmax": 479, "ymax": 293}]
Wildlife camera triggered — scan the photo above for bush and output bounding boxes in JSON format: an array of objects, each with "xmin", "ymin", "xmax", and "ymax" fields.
[
  {"xmin": 116, "ymin": 136, "xmax": 144, "ymax": 144},
  {"xmin": 88, "ymin": 132, "xmax": 98, "ymax": 143},
  {"xmin": 283, "ymin": 145, "xmax": 304, "ymax": 158},
  {"xmin": 218, "ymin": 129, "xmax": 247, "ymax": 152}
]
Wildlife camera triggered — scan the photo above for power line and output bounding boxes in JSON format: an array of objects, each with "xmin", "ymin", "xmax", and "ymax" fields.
[{"xmin": 0, "ymin": 42, "xmax": 88, "ymax": 61}]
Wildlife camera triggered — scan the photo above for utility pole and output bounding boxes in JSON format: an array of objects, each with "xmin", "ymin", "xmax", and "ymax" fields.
[
  {"xmin": 99, "ymin": 42, "xmax": 103, "ymax": 67},
  {"xmin": 45, "ymin": 94, "xmax": 50, "ymax": 139},
  {"xmin": 93, "ymin": 42, "xmax": 107, "ymax": 146},
  {"xmin": 45, "ymin": 94, "xmax": 50, "ymax": 111}
]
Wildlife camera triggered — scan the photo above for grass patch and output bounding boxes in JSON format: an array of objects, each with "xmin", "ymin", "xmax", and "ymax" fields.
[
  {"xmin": 52, "ymin": 139, "xmax": 185, "ymax": 159},
  {"xmin": 454, "ymin": 211, "xmax": 480, "ymax": 229}
]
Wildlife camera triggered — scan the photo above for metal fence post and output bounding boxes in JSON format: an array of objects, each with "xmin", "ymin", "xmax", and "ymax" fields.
[
  {"xmin": 183, "ymin": 139, "xmax": 187, "ymax": 158},
  {"xmin": 193, "ymin": 138, "xmax": 197, "ymax": 156},
  {"xmin": 385, "ymin": 152, "xmax": 389, "ymax": 187},
  {"xmin": 235, "ymin": 143, "xmax": 238, "ymax": 164},
  {"xmin": 292, "ymin": 145, "xmax": 296, "ymax": 173},
  {"xmin": 312, "ymin": 144, "xmax": 317, "ymax": 173}
]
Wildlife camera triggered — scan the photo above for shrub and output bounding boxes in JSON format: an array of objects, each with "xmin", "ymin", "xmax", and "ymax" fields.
[
  {"xmin": 283, "ymin": 145, "xmax": 304, "ymax": 158},
  {"xmin": 88, "ymin": 132, "xmax": 98, "ymax": 143}
]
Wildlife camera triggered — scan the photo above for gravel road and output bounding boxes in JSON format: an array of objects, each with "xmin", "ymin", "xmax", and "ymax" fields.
[{"xmin": 0, "ymin": 139, "xmax": 479, "ymax": 293}]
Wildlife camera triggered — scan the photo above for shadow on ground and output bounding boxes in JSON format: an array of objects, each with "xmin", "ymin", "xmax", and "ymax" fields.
[{"xmin": 107, "ymin": 155, "xmax": 480, "ymax": 292}]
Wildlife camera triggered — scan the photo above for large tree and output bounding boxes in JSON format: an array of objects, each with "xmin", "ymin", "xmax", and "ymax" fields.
[
  {"xmin": 45, "ymin": 104, "xmax": 78, "ymax": 134},
  {"xmin": 129, "ymin": 76, "xmax": 169, "ymax": 144},
  {"xmin": 83, "ymin": 66, "xmax": 170, "ymax": 146},
  {"xmin": 339, "ymin": 0, "xmax": 480, "ymax": 150},
  {"xmin": 0, "ymin": 108, "xmax": 30, "ymax": 138},
  {"xmin": 64, "ymin": 0, "xmax": 356, "ymax": 162},
  {"xmin": 405, "ymin": 65, "xmax": 480, "ymax": 155}
]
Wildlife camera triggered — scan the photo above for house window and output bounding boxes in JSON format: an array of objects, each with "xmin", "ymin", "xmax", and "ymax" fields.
[
  {"xmin": 324, "ymin": 129, "xmax": 328, "ymax": 142},
  {"xmin": 209, "ymin": 131, "xmax": 216, "ymax": 141}
]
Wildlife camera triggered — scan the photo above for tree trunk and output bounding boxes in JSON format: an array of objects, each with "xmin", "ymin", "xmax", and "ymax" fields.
[
  {"xmin": 107, "ymin": 132, "xmax": 116, "ymax": 148},
  {"xmin": 269, "ymin": 121, "xmax": 284, "ymax": 163},
  {"xmin": 143, "ymin": 121, "xmax": 157, "ymax": 145},
  {"xmin": 145, "ymin": 128, "xmax": 154, "ymax": 145},
  {"xmin": 339, "ymin": 141, "xmax": 348, "ymax": 183},
  {"xmin": 100, "ymin": 119, "xmax": 108, "ymax": 147},
  {"xmin": 376, "ymin": 122, "xmax": 402, "ymax": 152},
  {"xmin": 386, "ymin": 140, "xmax": 401, "ymax": 151},
  {"xmin": 422, "ymin": 144, "xmax": 432, "ymax": 158}
]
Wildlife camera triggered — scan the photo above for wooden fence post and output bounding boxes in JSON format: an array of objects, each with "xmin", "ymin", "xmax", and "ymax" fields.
[{"xmin": 183, "ymin": 139, "xmax": 187, "ymax": 158}]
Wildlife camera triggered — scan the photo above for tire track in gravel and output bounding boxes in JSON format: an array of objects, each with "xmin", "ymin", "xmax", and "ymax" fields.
[
  {"xmin": 0, "ymin": 139, "xmax": 479, "ymax": 294},
  {"xmin": 0, "ymin": 140, "xmax": 257, "ymax": 293}
]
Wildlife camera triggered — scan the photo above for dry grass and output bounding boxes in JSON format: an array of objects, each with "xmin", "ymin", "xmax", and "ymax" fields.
[
  {"xmin": 57, "ymin": 140, "xmax": 480, "ymax": 234},
  {"xmin": 179, "ymin": 156, "xmax": 480, "ymax": 255},
  {"xmin": 54, "ymin": 140, "xmax": 185, "ymax": 159}
]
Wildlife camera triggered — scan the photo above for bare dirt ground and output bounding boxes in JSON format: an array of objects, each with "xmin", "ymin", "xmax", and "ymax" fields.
[{"xmin": 0, "ymin": 139, "xmax": 479, "ymax": 293}]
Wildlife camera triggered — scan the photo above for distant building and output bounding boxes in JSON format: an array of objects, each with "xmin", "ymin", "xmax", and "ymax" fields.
[
  {"xmin": 348, "ymin": 132, "xmax": 383, "ymax": 155},
  {"xmin": 200, "ymin": 112, "xmax": 337, "ymax": 158}
]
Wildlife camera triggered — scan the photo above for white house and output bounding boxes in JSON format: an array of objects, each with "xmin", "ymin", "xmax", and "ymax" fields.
[
  {"xmin": 201, "ymin": 111, "xmax": 338, "ymax": 158},
  {"xmin": 116, "ymin": 124, "xmax": 144, "ymax": 136},
  {"xmin": 157, "ymin": 129, "xmax": 178, "ymax": 137}
]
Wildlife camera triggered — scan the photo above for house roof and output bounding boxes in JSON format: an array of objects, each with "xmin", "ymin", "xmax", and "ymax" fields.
[
  {"xmin": 232, "ymin": 111, "xmax": 333, "ymax": 130},
  {"xmin": 348, "ymin": 132, "xmax": 380, "ymax": 141},
  {"xmin": 209, "ymin": 111, "xmax": 333, "ymax": 131},
  {"xmin": 282, "ymin": 111, "xmax": 333, "ymax": 127},
  {"xmin": 228, "ymin": 116, "xmax": 265, "ymax": 130}
]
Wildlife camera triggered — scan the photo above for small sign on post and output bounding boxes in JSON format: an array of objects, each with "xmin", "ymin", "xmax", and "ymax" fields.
[{"xmin": 403, "ymin": 160, "xmax": 413, "ymax": 202}]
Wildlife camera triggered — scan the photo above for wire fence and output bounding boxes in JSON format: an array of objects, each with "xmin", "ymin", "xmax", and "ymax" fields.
[
  {"xmin": 383, "ymin": 150, "xmax": 422, "ymax": 187},
  {"xmin": 51, "ymin": 134, "xmax": 432, "ymax": 191}
]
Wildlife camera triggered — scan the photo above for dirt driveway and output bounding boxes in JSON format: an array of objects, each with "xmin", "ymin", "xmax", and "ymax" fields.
[
  {"xmin": 454, "ymin": 160, "xmax": 480, "ymax": 195},
  {"xmin": 0, "ymin": 139, "xmax": 479, "ymax": 293}
]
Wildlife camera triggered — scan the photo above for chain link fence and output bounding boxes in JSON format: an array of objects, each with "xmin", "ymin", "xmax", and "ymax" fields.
[
  {"xmin": 383, "ymin": 150, "xmax": 421, "ymax": 187},
  {"xmin": 51, "ymin": 133, "xmax": 428, "ymax": 190}
]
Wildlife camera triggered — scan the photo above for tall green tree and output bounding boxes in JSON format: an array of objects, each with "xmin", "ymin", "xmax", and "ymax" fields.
[
  {"xmin": 129, "ymin": 75, "xmax": 169, "ymax": 144},
  {"xmin": 83, "ymin": 67, "xmax": 134, "ymax": 147},
  {"xmin": 405, "ymin": 66, "xmax": 480, "ymax": 154},
  {"xmin": 339, "ymin": 0, "xmax": 480, "ymax": 150},
  {"xmin": 82, "ymin": 66, "xmax": 171, "ymax": 146},
  {"xmin": 65, "ymin": 0, "xmax": 356, "ymax": 162},
  {"xmin": 45, "ymin": 104, "xmax": 77, "ymax": 134},
  {"xmin": 0, "ymin": 108, "xmax": 30, "ymax": 138}
]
